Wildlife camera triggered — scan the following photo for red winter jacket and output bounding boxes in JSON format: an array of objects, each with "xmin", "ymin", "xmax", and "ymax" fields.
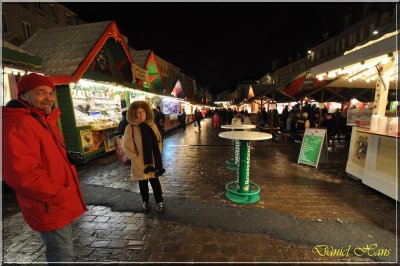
[{"xmin": 2, "ymin": 100, "xmax": 87, "ymax": 232}]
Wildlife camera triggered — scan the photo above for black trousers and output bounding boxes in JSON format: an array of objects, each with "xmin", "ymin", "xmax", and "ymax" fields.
[{"xmin": 138, "ymin": 178, "xmax": 163, "ymax": 203}]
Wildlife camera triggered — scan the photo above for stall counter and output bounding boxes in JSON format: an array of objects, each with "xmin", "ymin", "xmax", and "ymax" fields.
[{"xmin": 346, "ymin": 126, "xmax": 398, "ymax": 200}]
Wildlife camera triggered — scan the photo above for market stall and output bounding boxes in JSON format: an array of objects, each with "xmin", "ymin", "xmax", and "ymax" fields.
[{"xmin": 311, "ymin": 30, "xmax": 398, "ymax": 200}]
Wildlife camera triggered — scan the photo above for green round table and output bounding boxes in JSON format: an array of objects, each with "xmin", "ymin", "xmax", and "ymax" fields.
[
  {"xmin": 221, "ymin": 124, "xmax": 256, "ymax": 171},
  {"xmin": 219, "ymin": 131, "xmax": 272, "ymax": 204}
]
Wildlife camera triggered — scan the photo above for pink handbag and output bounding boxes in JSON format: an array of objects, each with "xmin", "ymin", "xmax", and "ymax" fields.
[{"xmin": 115, "ymin": 136, "xmax": 130, "ymax": 166}]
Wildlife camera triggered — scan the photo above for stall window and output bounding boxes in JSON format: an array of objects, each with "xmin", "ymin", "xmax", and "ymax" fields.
[{"xmin": 22, "ymin": 22, "xmax": 32, "ymax": 40}]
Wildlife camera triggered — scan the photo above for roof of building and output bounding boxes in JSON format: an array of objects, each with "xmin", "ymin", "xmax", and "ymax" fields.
[
  {"xmin": 20, "ymin": 21, "xmax": 112, "ymax": 76},
  {"xmin": 131, "ymin": 49, "xmax": 152, "ymax": 69}
]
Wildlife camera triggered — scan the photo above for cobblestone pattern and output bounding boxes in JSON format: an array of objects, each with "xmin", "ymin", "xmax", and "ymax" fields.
[{"xmin": 3, "ymin": 206, "xmax": 374, "ymax": 263}]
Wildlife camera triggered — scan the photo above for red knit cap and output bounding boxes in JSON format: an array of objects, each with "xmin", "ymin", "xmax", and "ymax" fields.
[{"xmin": 17, "ymin": 73, "xmax": 55, "ymax": 96}]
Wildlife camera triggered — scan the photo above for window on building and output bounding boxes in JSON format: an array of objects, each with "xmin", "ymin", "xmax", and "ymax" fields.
[
  {"xmin": 2, "ymin": 14, "xmax": 8, "ymax": 33},
  {"xmin": 360, "ymin": 27, "xmax": 365, "ymax": 41},
  {"xmin": 352, "ymin": 32, "xmax": 357, "ymax": 46},
  {"xmin": 49, "ymin": 4, "xmax": 57, "ymax": 17},
  {"xmin": 65, "ymin": 13, "xmax": 73, "ymax": 25},
  {"xmin": 315, "ymin": 50, "xmax": 320, "ymax": 60},
  {"xmin": 379, "ymin": 12, "xmax": 390, "ymax": 26},
  {"xmin": 349, "ymin": 34, "xmax": 353, "ymax": 47},
  {"xmin": 336, "ymin": 41, "xmax": 339, "ymax": 52},
  {"xmin": 370, "ymin": 22, "xmax": 375, "ymax": 35},
  {"xmin": 22, "ymin": 22, "xmax": 32, "ymax": 40},
  {"xmin": 35, "ymin": 2, "xmax": 45, "ymax": 16},
  {"xmin": 341, "ymin": 38, "xmax": 346, "ymax": 50},
  {"xmin": 322, "ymin": 47, "xmax": 327, "ymax": 57},
  {"xmin": 20, "ymin": 3, "xmax": 29, "ymax": 9},
  {"xmin": 35, "ymin": 2, "xmax": 44, "ymax": 11}
]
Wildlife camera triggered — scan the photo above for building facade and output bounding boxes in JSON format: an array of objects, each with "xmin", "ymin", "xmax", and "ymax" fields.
[
  {"xmin": 261, "ymin": 4, "xmax": 397, "ymax": 89},
  {"xmin": 3, "ymin": 2, "xmax": 82, "ymax": 46}
]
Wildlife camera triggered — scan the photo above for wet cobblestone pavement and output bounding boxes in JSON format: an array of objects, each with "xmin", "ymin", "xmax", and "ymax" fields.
[{"xmin": 2, "ymin": 118, "xmax": 398, "ymax": 263}]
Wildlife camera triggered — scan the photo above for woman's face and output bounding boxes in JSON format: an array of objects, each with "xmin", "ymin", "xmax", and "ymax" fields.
[{"xmin": 135, "ymin": 107, "xmax": 147, "ymax": 122}]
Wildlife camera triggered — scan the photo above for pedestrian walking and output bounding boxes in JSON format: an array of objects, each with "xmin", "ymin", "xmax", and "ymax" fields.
[
  {"xmin": 2, "ymin": 73, "xmax": 87, "ymax": 263},
  {"xmin": 195, "ymin": 108, "xmax": 202, "ymax": 130},
  {"xmin": 123, "ymin": 101, "xmax": 165, "ymax": 213}
]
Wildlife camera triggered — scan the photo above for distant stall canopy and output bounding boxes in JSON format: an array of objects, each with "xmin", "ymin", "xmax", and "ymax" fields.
[
  {"xmin": 170, "ymin": 80, "xmax": 185, "ymax": 99},
  {"xmin": 244, "ymin": 84, "xmax": 296, "ymax": 104}
]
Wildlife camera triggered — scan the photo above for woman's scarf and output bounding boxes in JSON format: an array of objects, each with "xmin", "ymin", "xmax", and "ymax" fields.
[{"xmin": 139, "ymin": 123, "xmax": 165, "ymax": 177}]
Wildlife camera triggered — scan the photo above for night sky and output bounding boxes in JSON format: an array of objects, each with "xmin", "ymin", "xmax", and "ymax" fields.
[{"xmin": 63, "ymin": 2, "xmax": 390, "ymax": 94}]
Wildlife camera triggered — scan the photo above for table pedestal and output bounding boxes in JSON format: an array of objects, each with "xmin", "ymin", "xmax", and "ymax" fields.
[
  {"xmin": 225, "ymin": 140, "xmax": 261, "ymax": 204},
  {"xmin": 226, "ymin": 139, "xmax": 240, "ymax": 170}
]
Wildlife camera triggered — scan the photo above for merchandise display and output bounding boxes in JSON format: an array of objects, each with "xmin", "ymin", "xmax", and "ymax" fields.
[
  {"xmin": 70, "ymin": 84, "xmax": 122, "ymax": 129},
  {"xmin": 162, "ymin": 98, "xmax": 180, "ymax": 115}
]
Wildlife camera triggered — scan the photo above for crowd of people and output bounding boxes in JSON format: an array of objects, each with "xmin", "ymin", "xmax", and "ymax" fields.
[{"xmin": 254, "ymin": 103, "xmax": 350, "ymax": 144}]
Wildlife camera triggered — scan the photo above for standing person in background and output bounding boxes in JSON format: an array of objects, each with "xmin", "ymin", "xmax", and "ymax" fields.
[
  {"xmin": 227, "ymin": 108, "xmax": 234, "ymax": 124},
  {"xmin": 178, "ymin": 110, "xmax": 187, "ymax": 130},
  {"xmin": 232, "ymin": 114, "xmax": 242, "ymax": 125},
  {"xmin": 181, "ymin": 109, "xmax": 187, "ymax": 130},
  {"xmin": 195, "ymin": 108, "xmax": 202, "ymax": 130},
  {"xmin": 321, "ymin": 113, "xmax": 339, "ymax": 146},
  {"xmin": 123, "ymin": 101, "xmax": 165, "ymax": 213},
  {"xmin": 213, "ymin": 111, "xmax": 220, "ymax": 128},
  {"xmin": 281, "ymin": 105, "xmax": 289, "ymax": 130},
  {"xmin": 114, "ymin": 109, "xmax": 129, "ymax": 136},
  {"xmin": 2, "ymin": 73, "xmax": 87, "ymax": 262},
  {"xmin": 261, "ymin": 107, "xmax": 268, "ymax": 127},
  {"xmin": 243, "ymin": 114, "xmax": 253, "ymax": 125},
  {"xmin": 153, "ymin": 105, "xmax": 165, "ymax": 135}
]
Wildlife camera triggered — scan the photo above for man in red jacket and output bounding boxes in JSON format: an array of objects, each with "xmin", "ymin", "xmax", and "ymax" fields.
[{"xmin": 2, "ymin": 73, "xmax": 87, "ymax": 262}]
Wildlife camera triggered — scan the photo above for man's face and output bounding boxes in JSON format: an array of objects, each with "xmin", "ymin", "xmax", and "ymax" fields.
[{"xmin": 21, "ymin": 86, "xmax": 55, "ymax": 114}]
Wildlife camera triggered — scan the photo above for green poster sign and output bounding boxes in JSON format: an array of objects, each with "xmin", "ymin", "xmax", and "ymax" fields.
[{"xmin": 298, "ymin": 128, "xmax": 328, "ymax": 168}]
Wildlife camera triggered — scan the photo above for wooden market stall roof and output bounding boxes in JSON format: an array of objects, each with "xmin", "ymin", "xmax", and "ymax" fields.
[
  {"xmin": 2, "ymin": 41, "xmax": 43, "ymax": 68},
  {"xmin": 20, "ymin": 21, "xmax": 134, "ymax": 85},
  {"xmin": 130, "ymin": 49, "xmax": 152, "ymax": 69}
]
